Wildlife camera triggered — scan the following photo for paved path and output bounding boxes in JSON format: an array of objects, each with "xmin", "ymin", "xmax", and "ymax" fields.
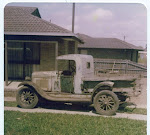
[
  {"xmin": 4, "ymin": 97, "xmax": 16, "ymax": 101},
  {"xmin": 5, "ymin": 107, "xmax": 147, "ymax": 121}
]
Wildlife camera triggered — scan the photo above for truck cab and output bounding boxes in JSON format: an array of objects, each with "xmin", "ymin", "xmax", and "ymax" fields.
[{"xmin": 57, "ymin": 54, "xmax": 94, "ymax": 94}]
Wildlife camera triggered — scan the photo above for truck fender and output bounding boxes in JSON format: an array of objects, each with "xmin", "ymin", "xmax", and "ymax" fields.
[
  {"xmin": 91, "ymin": 81, "xmax": 114, "ymax": 102},
  {"xmin": 18, "ymin": 81, "xmax": 48, "ymax": 99}
]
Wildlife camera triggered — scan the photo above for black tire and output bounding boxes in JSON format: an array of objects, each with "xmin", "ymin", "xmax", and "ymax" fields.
[
  {"xmin": 94, "ymin": 90, "xmax": 119, "ymax": 116},
  {"xmin": 118, "ymin": 95, "xmax": 127, "ymax": 102},
  {"xmin": 16, "ymin": 86, "xmax": 38, "ymax": 109}
]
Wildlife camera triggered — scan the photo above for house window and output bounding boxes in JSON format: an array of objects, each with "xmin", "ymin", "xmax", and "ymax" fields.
[
  {"xmin": 7, "ymin": 42, "xmax": 24, "ymax": 63},
  {"xmin": 68, "ymin": 41, "xmax": 75, "ymax": 54},
  {"xmin": 25, "ymin": 43, "xmax": 40, "ymax": 64},
  {"xmin": 5, "ymin": 41, "xmax": 40, "ymax": 79},
  {"xmin": 7, "ymin": 42, "xmax": 40, "ymax": 64}
]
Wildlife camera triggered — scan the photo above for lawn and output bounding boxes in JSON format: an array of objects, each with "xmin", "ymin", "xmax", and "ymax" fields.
[
  {"xmin": 4, "ymin": 101, "xmax": 17, "ymax": 107},
  {"xmin": 5, "ymin": 111, "xmax": 146, "ymax": 135},
  {"xmin": 117, "ymin": 107, "xmax": 147, "ymax": 115}
]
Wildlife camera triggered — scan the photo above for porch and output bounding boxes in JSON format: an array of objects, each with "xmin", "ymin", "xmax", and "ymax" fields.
[{"xmin": 4, "ymin": 34, "xmax": 81, "ymax": 84}]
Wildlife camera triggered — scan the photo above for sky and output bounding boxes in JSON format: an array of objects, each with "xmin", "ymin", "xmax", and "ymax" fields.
[{"xmin": 7, "ymin": 3, "xmax": 147, "ymax": 48}]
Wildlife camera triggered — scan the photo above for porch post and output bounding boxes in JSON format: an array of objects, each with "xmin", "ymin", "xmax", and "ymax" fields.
[
  {"xmin": 5, "ymin": 41, "xmax": 8, "ymax": 86},
  {"xmin": 75, "ymin": 41, "xmax": 78, "ymax": 54},
  {"xmin": 55, "ymin": 42, "xmax": 58, "ymax": 70}
]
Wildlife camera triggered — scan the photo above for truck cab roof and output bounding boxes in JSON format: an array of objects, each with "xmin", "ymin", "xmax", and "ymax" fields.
[
  {"xmin": 57, "ymin": 54, "xmax": 94, "ymax": 77},
  {"xmin": 56, "ymin": 54, "xmax": 93, "ymax": 61}
]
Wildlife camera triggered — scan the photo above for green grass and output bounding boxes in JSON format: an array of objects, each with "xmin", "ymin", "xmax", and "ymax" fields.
[
  {"xmin": 4, "ymin": 101, "xmax": 147, "ymax": 115},
  {"xmin": 4, "ymin": 101, "xmax": 17, "ymax": 107},
  {"xmin": 5, "ymin": 111, "xmax": 146, "ymax": 135},
  {"xmin": 117, "ymin": 107, "xmax": 147, "ymax": 115}
]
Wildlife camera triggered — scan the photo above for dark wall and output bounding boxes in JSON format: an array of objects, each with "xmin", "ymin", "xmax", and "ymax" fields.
[
  {"xmin": 79, "ymin": 48, "xmax": 138, "ymax": 62},
  {"xmin": 131, "ymin": 50, "xmax": 138, "ymax": 62}
]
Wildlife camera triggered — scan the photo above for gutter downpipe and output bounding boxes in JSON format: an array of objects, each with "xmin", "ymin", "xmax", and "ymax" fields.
[{"xmin": 5, "ymin": 41, "xmax": 8, "ymax": 86}]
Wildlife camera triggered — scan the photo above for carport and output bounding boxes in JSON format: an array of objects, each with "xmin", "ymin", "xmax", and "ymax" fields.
[{"xmin": 4, "ymin": 32, "xmax": 82, "ymax": 85}]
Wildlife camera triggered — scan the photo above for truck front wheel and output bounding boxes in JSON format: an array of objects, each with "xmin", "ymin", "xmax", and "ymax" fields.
[
  {"xmin": 16, "ymin": 86, "xmax": 39, "ymax": 109},
  {"xmin": 94, "ymin": 90, "xmax": 119, "ymax": 116}
]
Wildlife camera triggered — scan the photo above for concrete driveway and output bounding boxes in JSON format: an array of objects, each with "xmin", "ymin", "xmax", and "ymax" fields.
[{"xmin": 4, "ymin": 106, "xmax": 147, "ymax": 121}]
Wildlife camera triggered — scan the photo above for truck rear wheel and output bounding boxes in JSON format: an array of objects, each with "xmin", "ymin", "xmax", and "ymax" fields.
[
  {"xmin": 94, "ymin": 90, "xmax": 119, "ymax": 116},
  {"xmin": 16, "ymin": 86, "xmax": 38, "ymax": 109}
]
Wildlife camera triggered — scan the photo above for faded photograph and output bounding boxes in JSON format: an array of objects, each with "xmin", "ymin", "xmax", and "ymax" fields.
[{"xmin": 4, "ymin": 3, "xmax": 147, "ymax": 135}]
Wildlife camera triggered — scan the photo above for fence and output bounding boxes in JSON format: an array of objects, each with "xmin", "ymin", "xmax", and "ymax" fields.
[{"xmin": 94, "ymin": 59, "xmax": 147, "ymax": 76}]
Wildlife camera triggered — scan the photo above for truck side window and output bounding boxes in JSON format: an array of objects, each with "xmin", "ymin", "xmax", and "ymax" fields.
[
  {"xmin": 87, "ymin": 62, "xmax": 90, "ymax": 69},
  {"xmin": 69, "ymin": 60, "xmax": 76, "ymax": 74}
]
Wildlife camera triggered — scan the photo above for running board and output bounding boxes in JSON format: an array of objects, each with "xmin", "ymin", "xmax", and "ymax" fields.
[{"xmin": 42, "ymin": 92, "xmax": 92, "ymax": 102}]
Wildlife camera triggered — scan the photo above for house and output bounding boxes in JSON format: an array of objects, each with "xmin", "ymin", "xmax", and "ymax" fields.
[
  {"xmin": 77, "ymin": 33, "xmax": 143, "ymax": 62},
  {"xmin": 138, "ymin": 48, "xmax": 147, "ymax": 66},
  {"xmin": 4, "ymin": 6, "xmax": 82, "ymax": 81}
]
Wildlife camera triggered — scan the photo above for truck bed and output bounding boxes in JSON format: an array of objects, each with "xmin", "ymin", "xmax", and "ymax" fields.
[{"xmin": 82, "ymin": 74, "xmax": 139, "ymax": 81}]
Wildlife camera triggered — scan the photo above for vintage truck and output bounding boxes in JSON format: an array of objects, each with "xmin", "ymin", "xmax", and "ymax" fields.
[{"xmin": 16, "ymin": 54, "xmax": 141, "ymax": 115}]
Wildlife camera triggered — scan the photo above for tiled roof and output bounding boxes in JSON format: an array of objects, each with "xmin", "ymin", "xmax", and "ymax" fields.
[
  {"xmin": 5, "ymin": 6, "xmax": 39, "ymax": 15},
  {"xmin": 77, "ymin": 33, "xmax": 143, "ymax": 50},
  {"xmin": 4, "ymin": 6, "xmax": 71, "ymax": 34}
]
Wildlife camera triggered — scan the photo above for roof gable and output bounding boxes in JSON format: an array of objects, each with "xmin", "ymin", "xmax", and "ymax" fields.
[
  {"xmin": 4, "ymin": 6, "xmax": 71, "ymax": 34},
  {"xmin": 5, "ymin": 6, "xmax": 39, "ymax": 16}
]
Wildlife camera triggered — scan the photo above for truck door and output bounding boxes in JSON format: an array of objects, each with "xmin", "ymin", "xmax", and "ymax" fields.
[
  {"xmin": 60, "ymin": 75, "xmax": 74, "ymax": 93},
  {"xmin": 59, "ymin": 60, "xmax": 76, "ymax": 93}
]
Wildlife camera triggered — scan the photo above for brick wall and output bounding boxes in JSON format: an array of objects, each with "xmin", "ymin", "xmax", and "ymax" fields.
[
  {"xmin": 39, "ymin": 41, "xmax": 76, "ymax": 71},
  {"xmin": 39, "ymin": 43, "xmax": 55, "ymax": 71},
  {"xmin": 58, "ymin": 41, "xmax": 68, "ymax": 71}
]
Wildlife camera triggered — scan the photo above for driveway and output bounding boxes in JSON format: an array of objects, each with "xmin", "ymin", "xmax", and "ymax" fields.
[
  {"xmin": 130, "ymin": 78, "xmax": 147, "ymax": 108},
  {"xmin": 4, "ymin": 106, "xmax": 147, "ymax": 121}
]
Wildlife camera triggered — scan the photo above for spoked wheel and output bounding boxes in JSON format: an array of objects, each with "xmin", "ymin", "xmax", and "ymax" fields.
[
  {"xmin": 16, "ymin": 86, "xmax": 39, "ymax": 109},
  {"xmin": 94, "ymin": 90, "xmax": 119, "ymax": 116}
]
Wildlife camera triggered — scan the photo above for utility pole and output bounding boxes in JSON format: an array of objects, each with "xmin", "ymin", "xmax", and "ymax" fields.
[
  {"xmin": 124, "ymin": 36, "xmax": 126, "ymax": 41},
  {"xmin": 72, "ymin": 3, "xmax": 75, "ymax": 33}
]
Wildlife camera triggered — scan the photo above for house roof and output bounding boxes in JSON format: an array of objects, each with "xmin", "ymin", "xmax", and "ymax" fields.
[
  {"xmin": 77, "ymin": 33, "xmax": 143, "ymax": 50},
  {"xmin": 4, "ymin": 6, "xmax": 80, "ymax": 39},
  {"xmin": 5, "ymin": 6, "xmax": 39, "ymax": 16}
]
